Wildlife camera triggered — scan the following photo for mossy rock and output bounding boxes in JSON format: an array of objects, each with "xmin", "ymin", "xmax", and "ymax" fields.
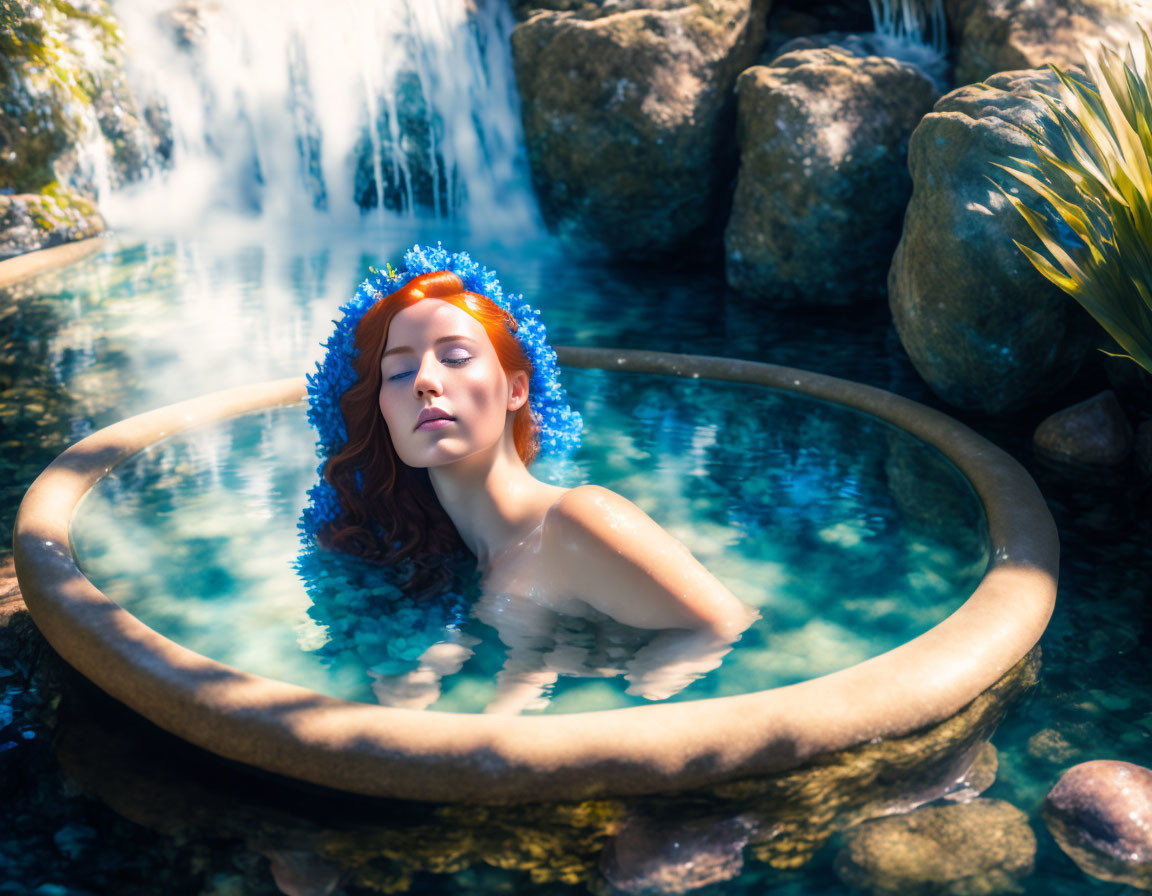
[
  {"xmin": 0, "ymin": 186, "xmax": 104, "ymax": 260},
  {"xmin": 1, "ymin": 0, "xmax": 158, "ymax": 196}
]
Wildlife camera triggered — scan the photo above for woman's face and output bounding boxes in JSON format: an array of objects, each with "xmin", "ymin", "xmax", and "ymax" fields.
[{"xmin": 378, "ymin": 299, "xmax": 527, "ymax": 469}]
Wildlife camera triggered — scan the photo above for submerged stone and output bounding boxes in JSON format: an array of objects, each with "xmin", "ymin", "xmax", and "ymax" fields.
[
  {"xmin": 1033, "ymin": 391, "xmax": 1133, "ymax": 468},
  {"xmin": 1045, "ymin": 760, "xmax": 1152, "ymax": 888},
  {"xmin": 835, "ymin": 799, "xmax": 1036, "ymax": 895},
  {"xmin": 600, "ymin": 814, "xmax": 756, "ymax": 893},
  {"xmin": 1026, "ymin": 728, "xmax": 1079, "ymax": 766}
]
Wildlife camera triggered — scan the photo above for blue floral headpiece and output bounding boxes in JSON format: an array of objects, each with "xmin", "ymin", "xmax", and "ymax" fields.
[{"xmin": 299, "ymin": 243, "xmax": 582, "ymax": 543}]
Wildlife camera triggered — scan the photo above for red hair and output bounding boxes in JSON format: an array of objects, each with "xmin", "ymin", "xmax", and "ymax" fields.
[{"xmin": 321, "ymin": 271, "xmax": 538, "ymax": 596}]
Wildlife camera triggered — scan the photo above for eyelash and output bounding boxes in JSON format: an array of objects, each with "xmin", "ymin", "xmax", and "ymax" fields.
[{"xmin": 387, "ymin": 356, "xmax": 471, "ymax": 381}]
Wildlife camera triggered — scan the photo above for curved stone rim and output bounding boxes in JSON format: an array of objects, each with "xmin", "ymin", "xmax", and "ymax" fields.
[
  {"xmin": 0, "ymin": 236, "xmax": 106, "ymax": 288},
  {"xmin": 13, "ymin": 348, "xmax": 1059, "ymax": 803}
]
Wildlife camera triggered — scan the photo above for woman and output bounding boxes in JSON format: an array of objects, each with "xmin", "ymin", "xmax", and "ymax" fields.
[{"xmin": 302, "ymin": 245, "xmax": 757, "ymax": 711}]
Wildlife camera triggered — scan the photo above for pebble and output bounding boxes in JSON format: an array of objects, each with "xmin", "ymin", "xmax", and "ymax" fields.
[
  {"xmin": 1027, "ymin": 728, "xmax": 1079, "ymax": 765},
  {"xmin": 601, "ymin": 814, "xmax": 755, "ymax": 893},
  {"xmin": 1045, "ymin": 761, "xmax": 1152, "ymax": 864},
  {"xmin": 835, "ymin": 799, "xmax": 1036, "ymax": 895},
  {"xmin": 1033, "ymin": 390, "xmax": 1133, "ymax": 466}
]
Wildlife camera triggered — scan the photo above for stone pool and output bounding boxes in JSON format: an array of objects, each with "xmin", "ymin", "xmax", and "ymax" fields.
[{"xmin": 0, "ymin": 234, "xmax": 1148, "ymax": 893}]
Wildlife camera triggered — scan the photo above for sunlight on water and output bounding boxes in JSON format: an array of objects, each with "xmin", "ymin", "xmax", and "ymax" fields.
[{"xmin": 71, "ymin": 376, "xmax": 991, "ymax": 713}]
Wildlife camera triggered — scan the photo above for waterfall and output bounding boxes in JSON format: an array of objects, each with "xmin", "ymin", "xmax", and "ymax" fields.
[
  {"xmin": 106, "ymin": 0, "xmax": 541, "ymax": 234},
  {"xmin": 867, "ymin": 0, "xmax": 948, "ymax": 52}
]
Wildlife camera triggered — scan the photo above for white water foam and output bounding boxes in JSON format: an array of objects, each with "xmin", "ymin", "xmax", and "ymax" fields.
[{"xmin": 104, "ymin": 0, "xmax": 542, "ymax": 237}]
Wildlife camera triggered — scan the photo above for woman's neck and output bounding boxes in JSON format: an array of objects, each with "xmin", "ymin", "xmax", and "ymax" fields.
[{"xmin": 427, "ymin": 443, "xmax": 565, "ymax": 572}]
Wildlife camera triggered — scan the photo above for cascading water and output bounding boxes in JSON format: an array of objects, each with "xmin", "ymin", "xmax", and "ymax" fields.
[
  {"xmin": 104, "ymin": 0, "xmax": 542, "ymax": 234},
  {"xmin": 868, "ymin": 0, "xmax": 947, "ymax": 52}
]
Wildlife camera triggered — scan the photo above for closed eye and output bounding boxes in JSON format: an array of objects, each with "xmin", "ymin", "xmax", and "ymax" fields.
[{"xmin": 386, "ymin": 355, "xmax": 472, "ymax": 381}]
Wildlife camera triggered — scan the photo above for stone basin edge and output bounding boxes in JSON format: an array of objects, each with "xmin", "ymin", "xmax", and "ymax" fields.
[{"xmin": 12, "ymin": 350, "xmax": 1059, "ymax": 803}]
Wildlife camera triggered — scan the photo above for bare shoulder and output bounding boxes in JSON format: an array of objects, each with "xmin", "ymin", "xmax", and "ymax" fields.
[
  {"xmin": 540, "ymin": 485, "xmax": 753, "ymax": 633},
  {"xmin": 546, "ymin": 484, "xmax": 651, "ymax": 533}
]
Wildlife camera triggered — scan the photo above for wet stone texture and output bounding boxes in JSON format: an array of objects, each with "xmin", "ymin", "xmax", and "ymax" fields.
[
  {"xmin": 945, "ymin": 0, "xmax": 1152, "ymax": 87},
  {"xmin": 1026, "ymin": 728, "xmax": 1081, "ymax": 767},
  {"xmin": 724, "ymin": 42, "xmax": 938, "ymax": 305},
  {"xmin": 1044, "ymin": 760, "xmax": 1152, "ymax": 889},
  {"xmin": 0, "ymin": 194, "xmax": 104, "ymax": 262},
  {"xmin": 834, "ymin": 799, "xmax": 1037, "ymax": 896},
  {"xmin": 1033, "ymin": 391, "xmax": 1134, "ymax": 468},
  {"xmin": 888, "ymin": 69, "xmax": 1095, "ymax": 415},
  {"xmin": 511, "ymin": 0, "xmax": 769, "ymax": 258},
  {"xmin": 600, "ymin": 814, "xmax": 756, "ymax": 893}
]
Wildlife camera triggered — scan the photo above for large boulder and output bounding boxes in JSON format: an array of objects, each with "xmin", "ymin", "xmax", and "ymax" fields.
[
  {"xmin": 0, "ymin": 0, "xmax": 161, "ymax": 199},
  {"xmin": 946, "ymin": 0, "xmax": 1152, "ymax": 87},
  {"xmin": 511, "ymin": 0, "xmax": 770, "ymax": 258},
  {"xmin": 888, "ymin": 69, "xmax": 1096, "ymax": 415},
  {"xmin": 724, "ymin": 43, "xmax": 938, "ymax": 305},
  {"xmin": 835, "ymin": 799, "xmax": 1037, "ymax": 895}
]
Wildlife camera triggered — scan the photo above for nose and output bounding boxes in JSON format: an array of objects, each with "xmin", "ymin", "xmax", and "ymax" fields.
[{"xmin": 412, "ymin": 353, "xmax": 442, "ymax": 398}]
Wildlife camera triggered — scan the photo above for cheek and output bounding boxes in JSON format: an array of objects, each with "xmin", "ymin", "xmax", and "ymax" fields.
[
  {"xmin": 463, "ymin": 373, "xmax": 508, "ymax": 423},
  {"xmin": 377, "ymin": 388, "xmax": 401, "ymax": 432}
]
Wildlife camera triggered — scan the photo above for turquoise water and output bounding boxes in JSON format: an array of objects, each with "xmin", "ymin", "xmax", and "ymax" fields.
[
  {"xmin": 3, "ymin": 234, "xmax": 1150, "ymax": 894},
  {"xmin": 70, "ymin": 373, "xmax": 987, "ymax": 713}
]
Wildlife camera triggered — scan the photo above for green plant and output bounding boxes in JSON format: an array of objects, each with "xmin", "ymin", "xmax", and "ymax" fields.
[{"xmin": 994, "ymin": 32, "xmax": 1152, "ymax": 375}]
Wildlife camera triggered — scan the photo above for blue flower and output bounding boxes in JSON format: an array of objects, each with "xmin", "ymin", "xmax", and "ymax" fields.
[{"xmin": 299, "ymin": 242, "xmax": 582, "ymax": 544}]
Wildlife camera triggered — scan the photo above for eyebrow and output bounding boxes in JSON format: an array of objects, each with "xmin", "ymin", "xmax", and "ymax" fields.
[{"xmin": 381, "ymin": 335, "xmax": 477, "ymax": 360}]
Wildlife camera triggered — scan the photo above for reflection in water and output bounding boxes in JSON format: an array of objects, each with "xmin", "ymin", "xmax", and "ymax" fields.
[
  {"xmin": 49, "ymin": 648, "xmax": 1039, "ymax": 895},
  {"xmin": 72, "ymin": 385, "xmax": 989, "ymax": 712},
  {"xmin": 369, "ymin": 592, "xmax": 744, "ymax": 714}
]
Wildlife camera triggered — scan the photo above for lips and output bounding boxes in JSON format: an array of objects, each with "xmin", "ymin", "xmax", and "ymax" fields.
[{"xmin": 415, "ymin": 407, "xmax": 455, "ymax": 430}]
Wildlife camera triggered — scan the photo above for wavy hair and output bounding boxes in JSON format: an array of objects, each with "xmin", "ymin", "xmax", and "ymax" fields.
[{"xmin": 320, "ymin": 270, "xmax": 538, "ymax": 597}]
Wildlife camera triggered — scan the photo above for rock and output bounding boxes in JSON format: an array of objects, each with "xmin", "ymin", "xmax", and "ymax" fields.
[
  {"xmin": 724, "ymin": 44, "xmax": 938, "ymax": 305},
  {"xmin": 600, "ymin": 814, "xmax": 755, "ymax": 893},
  {"xmin": 0, "ymin": 1, "xmax": 163, "ymax": 197},
  {"xmin": 260, "ymin": 849, "xmax": 346, "ymax": 896},
  {"xmin": 0, "ymin": 192, "xmax": 105, "ymax": 261},
  {"xmin": 888, "ymin": 69, "xmax": 1096, "ymax": 415},
  {"xmin": 511, "ymin": 0, "xmax": 769, "ymax": 258},
  {"xmin": 835, "ymin": 799, "xmax": 1037, "ymax": 895},
  {"xmin": 1027, "ymin": 728, "xmax": 1080, "ymax": 766},
  {"xmin": 769, "ymin": 31, "xmax": 950, "ymax": 91},
  {"xmin": 946, "ymin": 0, "xmax": 1152, "ymax": 87},
  {"xmin": 943, "ymin": 741, "xmax": 999, "ymax": 803},
  {"xmin": 510, "ymin": 0, "xmax": 604, "ymax": 19},
  {"xmin": 1045, "ymin": 760, "xmax": 1152, "ymax": 888},
  {"xmin": 1033, "ymin": 390, "xmax": 1133, "ymax": 467}
]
